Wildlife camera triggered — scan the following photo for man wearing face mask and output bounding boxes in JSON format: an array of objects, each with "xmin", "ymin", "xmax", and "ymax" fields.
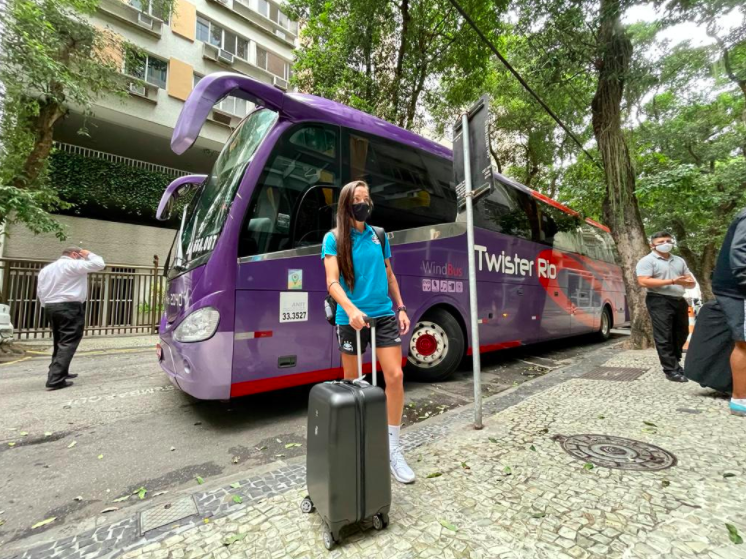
[{"xmin": 636, "ymin": 232, "xmax": 697, "ymax": 382}]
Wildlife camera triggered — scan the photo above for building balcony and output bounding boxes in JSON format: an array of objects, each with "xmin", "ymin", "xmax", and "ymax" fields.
[
  {"xmin": 99, "ymin": 0, "xmax": 164, "ymax": 38},
  {"xmin": 232, "ymin": 0, "xmax": 297, "ymax": 48}
]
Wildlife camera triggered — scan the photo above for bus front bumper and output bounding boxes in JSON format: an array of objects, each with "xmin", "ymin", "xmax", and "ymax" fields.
[{"xmin": 157, "ymin": 332, "xmax": 233, "ymax": 400}]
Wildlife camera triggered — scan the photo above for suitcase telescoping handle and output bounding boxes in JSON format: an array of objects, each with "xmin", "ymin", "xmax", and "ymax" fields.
[{"xmin": 355, "ymin": 316, "xmax": 378, "ymax": 386}]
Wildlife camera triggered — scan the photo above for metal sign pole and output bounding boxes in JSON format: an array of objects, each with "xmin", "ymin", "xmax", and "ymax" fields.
[{"xmin": 461, "ymin": 113, "xmax": 483, "ymax": 430}]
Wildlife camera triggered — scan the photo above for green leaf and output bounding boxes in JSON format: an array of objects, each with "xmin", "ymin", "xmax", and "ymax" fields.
[
  {"xmin": 661, "ymin": 480, "xmax": 671, "ymax": 487},
  {"xmin": 488, "ymin": 437, "xmax": 498, "ymax": 443},
  {"xmin": 726, "ymin": 523, "xmax": 743, "ymax": 544},
  {"xmin": 67, "ymin": 441, "xmax": 76, "ymax": 448},
  {"xmin": 232, "ymin": 495, "xmax": 242, "ymax": 504},
  {"xmin": 223, "ymin": 533, "xmax": 247, "ymax": 546},
  {"xmin": 643, "ymin": 421, "xmax": 657, "ymax": 427},
  {"xmin": 460, "ymin": 462, "xmax": 470, "ymax": 469},
  {"xmin": 529, "ymin": 445, "xmax": 536, "ymax": 451},
  {"xmin": 31, "ymin": 517, "xmax": 56, "ymax": 529},
  {"xmin": 597, "ymin": 415, "xmax": 605, "ymax": 419},
  {"xmin": 641, "ymin": 427, "xmax": 658, "ymax": 434},
  {"xmin": 20, "ymin": 431, "xmax": 28, "ymax": 436},
  {"xmin": 504, "ymin": 466, "xmax": 512, "ymax": 475},
  {"xmin": 583, "ymin": 463, "xmax": 594, "ymax": 470},
  {"xmin": 723, "ymin": 473, "xmax": 737, "ymax": 478},
  {"xmin": 98, "ymin": 454, "xmax": 104, "ymax": 460},
  {"xmin": 230, "ymin": 482, "xmax": 241, "ymax": 489},
  {"xmin": 531, "ymin": 512, "xmax": 546, "ymax": 518},
  {"xmin": 137, "ymin": 488, "xmax": 147, "ymax": 500},
  {"xmin": 426, "ymin": 472, "xmax": 442, "ymax": 479},
  {"xmin": 196, "ymin": 476, "xmax": 204, "ymax": 485},
  {"xmin": 439, "ymin": 519, "xmax": 458, "ymax": 532},
  {"xmin": 112, "ymin": 495, "xmax": 129, "ymax": 503},
  {"xmin": 8, "ymin": 442, "xmax": 15, "ymax": 447}
]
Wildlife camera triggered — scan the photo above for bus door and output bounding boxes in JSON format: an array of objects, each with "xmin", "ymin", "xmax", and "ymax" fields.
[
  {"xmin": 568, "ymin": 269, "xmax": 597, "ymax": 334},
  {"xmin": 232, "ymin": 123, "xmax": 342, "ymax": 396}
]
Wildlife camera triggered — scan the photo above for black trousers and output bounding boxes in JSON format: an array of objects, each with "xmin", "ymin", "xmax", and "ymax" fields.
[
  {"xmin": 646, "ymin": 293, "xmax": 689, "ymax": 375},
  {"xmin": 46, "ymin": 302, "xmax": 85, "ymax": 387}
]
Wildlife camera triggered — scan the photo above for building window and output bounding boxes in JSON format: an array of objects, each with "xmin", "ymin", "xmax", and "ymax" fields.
[
  {"xmin": 255, "ymin": 45, "xmax": 288, "ymax": 79},
  {"xmin": 194, "ymin": 74, "xmax": 253, "ymax": 117},
  {"xmin": 196, "ymin": 16, "xmax": 249, "ymax": 60},
  {"xmin": 256, "ymin": 0, "xmax": 269, "ymax": 18},
  {"xmin": 129, "ymin": 0, "xmax": 167, "ymax": 21},
  {"xmin": 125, "ymin": 51, "xmax": 167, "ymax": 88}
]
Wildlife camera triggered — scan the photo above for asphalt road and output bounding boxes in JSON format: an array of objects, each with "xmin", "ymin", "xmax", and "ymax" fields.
[{"xmin": 0, "ymin": 332, "xmax": 625, "ymax": 547}]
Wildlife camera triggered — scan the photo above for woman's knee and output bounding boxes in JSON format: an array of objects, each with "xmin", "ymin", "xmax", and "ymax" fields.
[{"xmin": 386, "ymin": 367, "xmax": 404, "ymax": 387}]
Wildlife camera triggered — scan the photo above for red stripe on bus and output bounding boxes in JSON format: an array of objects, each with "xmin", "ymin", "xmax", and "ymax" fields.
[
  {"xmin": 529, "ymin": 190, "xmax": 580, "ymax": 217},
  {"xmin": 467, "ymin": 340, "xmax": 521, "ymax": 355},
  {"xmin": 584, "ymin": 217, "xmax": 611, "ymax": 233},
  {"xmin": 229, "ymin": 358, "xmax": 408, "ymax": 398}
]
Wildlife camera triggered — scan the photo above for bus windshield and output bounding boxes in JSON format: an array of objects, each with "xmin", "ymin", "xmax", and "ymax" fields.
[{"xmin": 174, "ymin": 108, "xmax": 278, "ymax": 273}]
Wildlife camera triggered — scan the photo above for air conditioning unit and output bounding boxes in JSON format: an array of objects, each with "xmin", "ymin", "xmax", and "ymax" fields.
[
  {"xmin": 273, "ymin": 76, "xmax": 288, "ymax": 91},
  {"xmin": 128, "ymin": 82, "xmax": 147, "ymax": 97},
  {"xmin": 217, "ymin": 49, "xmax": 235, "ymax": 65},
  {"xmin": 137, "ymin": 12, "xmax": 154, "ymax": 29},
  {"xmin": 211, "ymin": 111, "xmax": 233, "ymax": 126}
]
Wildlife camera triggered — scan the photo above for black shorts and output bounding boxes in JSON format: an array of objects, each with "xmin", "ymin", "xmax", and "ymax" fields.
[
  {"xmin": 715, "ymin": 295, "xmax": 746, "ymax": 342},
  {"xmin": 336, "ymin": 315, "xmax": 401, "ymax": 355}
]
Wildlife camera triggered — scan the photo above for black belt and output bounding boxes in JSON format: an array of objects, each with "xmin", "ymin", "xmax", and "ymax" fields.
[{"xmin": 646, "ymin": 292, "xmax": 684, "ymax": 301}]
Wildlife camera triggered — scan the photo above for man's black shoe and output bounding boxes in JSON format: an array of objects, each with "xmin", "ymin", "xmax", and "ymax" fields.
[
  {"xmin": 46, "ymin": 381, "xmax": 74, "ymax": 391},
  {"xmin": 65, "ymin": 374, "xmax": 79, "ymax": 379},
  {"xmin": 665, "ymin": 372, "xmax": 689, "ymax": 383}
]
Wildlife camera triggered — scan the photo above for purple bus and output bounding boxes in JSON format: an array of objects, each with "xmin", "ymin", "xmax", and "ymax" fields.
[{"xmin": 155, "ymin": 72, "xmax": 626, "ymax": 400}]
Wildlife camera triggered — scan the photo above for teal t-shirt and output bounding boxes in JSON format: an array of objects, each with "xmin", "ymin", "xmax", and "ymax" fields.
[{"xmin": 321, "ymin": 225, "xmax": 395, "ymax": 326}]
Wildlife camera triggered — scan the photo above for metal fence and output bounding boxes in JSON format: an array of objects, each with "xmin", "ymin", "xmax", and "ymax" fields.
[
  {"xmin": 0, "ymin": 257, "xmax": 165, "ymax": 339},
  {"xmin": 53, "ymin": 142, "xmax": 190, "ymax": 178}
]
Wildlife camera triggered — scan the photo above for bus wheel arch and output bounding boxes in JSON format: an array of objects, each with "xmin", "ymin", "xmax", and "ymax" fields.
[{"xmin": 405, "ymin": 304, "xmax": 466, "ymax": 383}]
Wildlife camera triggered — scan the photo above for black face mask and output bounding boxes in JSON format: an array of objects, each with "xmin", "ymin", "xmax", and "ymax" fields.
[{"xmin": 352, "ymin": 202, "xmax": 372, "ymax": 222}]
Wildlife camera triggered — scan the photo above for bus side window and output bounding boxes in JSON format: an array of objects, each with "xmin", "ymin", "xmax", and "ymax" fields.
[
  {"xmin": 341, "ymin": 129, "xmax": 456, "ymax": 232},
  {"xmin": 239, "ymin": 123, "xmax": 340, "ymax": 257},
  {"xmin": 474, "ymin": 181, "xmax": 537, "ymax": 241}
]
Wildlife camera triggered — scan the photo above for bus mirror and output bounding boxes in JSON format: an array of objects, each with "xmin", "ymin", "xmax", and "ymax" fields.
[{"xmin": 156, "ymin": 175, "xmax": 207, "ymax": 221}]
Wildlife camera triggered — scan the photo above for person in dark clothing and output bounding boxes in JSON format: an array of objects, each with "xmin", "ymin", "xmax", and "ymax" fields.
[
  {"xmin": 635, "ymin": 232, "xmax": 696, "ymax": 382},
  {"xmin": 711, "ymin": 208, "xmax": 746, "ymax": 416},
  {"xmin": 37, "ymin": 247, "xmax": 106, "ymax": 390}
]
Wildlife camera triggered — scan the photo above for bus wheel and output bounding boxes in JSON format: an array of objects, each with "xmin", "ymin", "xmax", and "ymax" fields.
[
  {"xmin": 597, "ymin": 307, "xmax": 612, "ymax": 341},
  {"xmin": 406, "ymin": 309, "xmax": 464, "ymax": 382}
]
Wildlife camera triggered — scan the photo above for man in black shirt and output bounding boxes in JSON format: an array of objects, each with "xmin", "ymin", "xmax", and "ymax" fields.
[{"xmin": 711, "ymin": 209, "xmax": 746, "ymax": 416}]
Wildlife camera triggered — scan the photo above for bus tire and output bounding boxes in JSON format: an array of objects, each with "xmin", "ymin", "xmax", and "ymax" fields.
[
  {"xmin": 405, "ymin": 309, "xmax": 464, "ymax": 382},
  {"xmin": 597, "ymin": 306, "xmax": 612, "ymax": 341}
]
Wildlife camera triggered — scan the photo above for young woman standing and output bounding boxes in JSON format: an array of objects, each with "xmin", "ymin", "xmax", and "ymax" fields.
[{"xmin": 321, "ymin": 180, "xmax": 415, "ymax": 484}]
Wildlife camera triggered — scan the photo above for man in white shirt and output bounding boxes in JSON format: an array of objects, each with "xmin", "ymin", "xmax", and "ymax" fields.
[{"xmin": 38, "ymin": 247, "xmax": 106, "ymax": 390}]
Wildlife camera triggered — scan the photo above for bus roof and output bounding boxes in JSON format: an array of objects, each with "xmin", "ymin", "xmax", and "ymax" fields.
[{"xmin": 172, "ymin": 72, "xmax": 609, "ymax": 234}]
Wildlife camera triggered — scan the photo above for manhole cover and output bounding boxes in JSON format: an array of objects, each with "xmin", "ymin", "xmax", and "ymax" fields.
[
  {"xmin": 140, "ymin": 496, "xmax": 198, "ymax": 534},
  {"xmin": 581, "ymin": 367, "xmax": 647, "ymax": 382},
  {"xmin": 552, "ymin": 434, "xmax": 677, "ymax": 471}
]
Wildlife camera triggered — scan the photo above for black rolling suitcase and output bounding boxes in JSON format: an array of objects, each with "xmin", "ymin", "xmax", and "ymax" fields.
[
  {"xmin": 301, "ymin": 318, "xmax": 391, "ymax": 550},
  {"xmin": 684, "ymin": 300, "xmax": 734, "ymax": 393}
]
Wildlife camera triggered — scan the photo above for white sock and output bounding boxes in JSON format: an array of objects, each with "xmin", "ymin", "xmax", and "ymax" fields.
[
  {"xmin": 388, "ymin": 425, "xmax": 400, "ymax": 457},
  {"xmin": 732, "ymin": 398, "xmax": 746, "ymax": 406}
]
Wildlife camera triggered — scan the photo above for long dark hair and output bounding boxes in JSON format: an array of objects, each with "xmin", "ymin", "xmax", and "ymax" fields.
[{"xmin": 334, "ymin": 180, "xmax": 372, "ymax": 292}]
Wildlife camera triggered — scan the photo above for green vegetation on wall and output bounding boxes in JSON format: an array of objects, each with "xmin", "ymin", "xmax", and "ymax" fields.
[{"xmin": 49, "ymin": 151, "xmax": 177, "ymax": 226}]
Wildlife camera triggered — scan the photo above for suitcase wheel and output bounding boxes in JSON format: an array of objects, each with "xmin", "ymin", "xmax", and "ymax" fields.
[
  {"xmin": 322, "ymin": 525, "xmax": 336, "ymax": 550},
  {"xmin": 372, "ymin": 513, "xmax": 389, "ymax": 531},
  {"xmin": 300, "ymin": 496, "xmax": 315, "ymax": 514}
]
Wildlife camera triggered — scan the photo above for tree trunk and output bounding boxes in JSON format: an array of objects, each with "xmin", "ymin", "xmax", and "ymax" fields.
[
  {"xmin": 699, "ymin": 242, "xmax": 717, "ymax": 302},
  {"xmin": 591, "ymin": 0, "xmax": 653, "ymax": 349},
  {"xmin": 12, "ymin": 95, "xmax": 65, "ymax": 189}
]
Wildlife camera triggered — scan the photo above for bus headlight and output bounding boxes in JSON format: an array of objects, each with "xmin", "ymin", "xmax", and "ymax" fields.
[{"xmin": 174, "ymin": 307, "xmax": 220, "ymax": 343}]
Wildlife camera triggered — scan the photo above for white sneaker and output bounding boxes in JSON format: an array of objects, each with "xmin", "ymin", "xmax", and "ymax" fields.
[{"xmin": 390, "ymin": 448, "xmax": 416, "ymax": 484}]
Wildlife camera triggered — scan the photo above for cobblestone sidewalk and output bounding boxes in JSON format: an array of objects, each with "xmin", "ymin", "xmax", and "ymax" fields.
[
  {"xmin": 7, "ymin": 347, "xmax": 746, "ymax": 559},
  {"xmin": 16, "ymin": 335, "xmax": 158, "ymax": 353}
]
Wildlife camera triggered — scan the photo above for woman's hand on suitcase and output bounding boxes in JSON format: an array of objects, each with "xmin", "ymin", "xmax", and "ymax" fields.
[{"xmin": 349, "ymin": 309, "xmax": 368, "ymax": 331}]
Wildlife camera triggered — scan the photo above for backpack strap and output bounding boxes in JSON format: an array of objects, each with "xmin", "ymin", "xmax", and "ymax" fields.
[{"xmin": 371, "ymin": 226, "xmax": 388, "ymax": 267}]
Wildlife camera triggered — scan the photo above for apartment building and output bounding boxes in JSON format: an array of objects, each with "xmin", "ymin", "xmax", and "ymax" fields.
[{"xmin": 1, "ymin": 0, "xmax": 298, "ymax": 266}]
